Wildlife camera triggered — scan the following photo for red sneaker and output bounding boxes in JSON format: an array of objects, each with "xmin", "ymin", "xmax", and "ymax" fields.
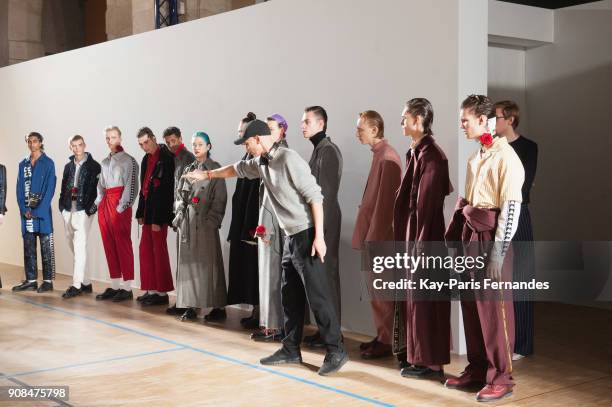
[
  {"xmin": 444, "ymin": 372, "xmax": 484, "ymax": 389},
  {"xmin": 476, "ymin": 384, "xmax": 513, "ymax": 401}
]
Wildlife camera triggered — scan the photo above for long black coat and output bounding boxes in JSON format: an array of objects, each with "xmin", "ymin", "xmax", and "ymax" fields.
[
  {"xmin": 0, "ymin": 164, "xmax": 7, "ymax": 215},
  {"xmin": 136, "ymin": 144, "xmax": 175, "ymax": 225},
  {"xmin": 226, "ymin": 152, "xmax": 260, "ymax": 306}
]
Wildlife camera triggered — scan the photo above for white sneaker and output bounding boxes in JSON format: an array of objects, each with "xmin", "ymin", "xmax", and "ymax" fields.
[{"xmin": 512, "ymin": 353, "xmax": 525, "ymax": 361}]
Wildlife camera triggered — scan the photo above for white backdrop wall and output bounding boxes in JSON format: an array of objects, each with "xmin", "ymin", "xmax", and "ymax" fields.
[
  {"xmin": 525, "ymin": 5, "xmax": 612, "ymax": 241},
  {"xmin": 488, "ymin": 46, "xmax": 527, "ymax": 136},
  {"xmin": 0, "ymin": 0, "xmax": 487, "ymax": 339}
]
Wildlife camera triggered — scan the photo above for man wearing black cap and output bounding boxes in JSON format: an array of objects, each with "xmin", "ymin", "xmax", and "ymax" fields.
[{"xmin": 184, "ymin": 119, "xmax": 348, "ymax": 376}]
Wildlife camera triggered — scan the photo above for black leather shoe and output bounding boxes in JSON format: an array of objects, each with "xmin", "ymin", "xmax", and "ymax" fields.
[
  {"xmin": 37, "ymin": 281, "xmax": 53, "ymax": 293},
  {"xmin": 241, "ymin": 316, "xmax": 260, "ymax": 330},
  {"xmin": 400, "ymin": 365, "xmax": 444, "ymax": 380},
  {"xmin": 251, "ymin": 329, "xmax": 284, "ymax": 342},
  {"xmin": 304, "ymin": 331, "xmax": 326, "ymax": 348},
  {"xmin": 96, "ymin": 288, "xmax": 118, "ymax": 300},
  {"xmin": 397, "ymin": 352, "xmax": 409, "ymax": 370},
  {"xmin": 142, "ymin": 294, "xmax": 169, "ymax": 306},
  {"xmin": 179, "ymin": 308, "xmax": 198, "ymax": 322},
  {"xmin": 81, "ymin": 283, "xmax": 93, "ymax": 293},
  {"xmin": 260, "ymin": 347, "xmax": 302, "ymax": 366},
  {"xmin": 166, "ymin": 304, "xmax": 186, "ymax": 315},
  {"xmin": 12, "ymin": 280, "xmax": 38, "ymax": 292},
  {"xmin": 204, "ymin": 308, "xmax": 227, "ymax": 322},
  {"xmin": 62, "ymin": 286, "xmax": 82, "ymax": 299},
  {"xmin": 136, "ymin": 292, "xmax": 152, "ymax": 302},
  {"xmin": 398, "ymin": 360, "xmax": 411, "ymax": 370},
  {"xmin": 360, "ymin": 337, "xmax": 378, "ymax": 351},
  {"xmin": 318, "ymin": 350, "xmax": 349, "ymax": 376},
  {"xmin": 111, "ymin": 289, "xmax": 133, "ymax": 302}
]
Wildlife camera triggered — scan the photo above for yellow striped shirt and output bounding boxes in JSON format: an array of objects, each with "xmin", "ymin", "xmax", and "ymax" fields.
[{"xmin": 465, "ymin": 136, "xmax": 524, "ymax": 209}]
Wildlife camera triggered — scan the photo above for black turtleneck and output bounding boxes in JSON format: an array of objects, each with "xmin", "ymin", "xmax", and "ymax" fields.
[{"xmin": 309, "ymin": 131, "xmax": 326, "ymax": 147}]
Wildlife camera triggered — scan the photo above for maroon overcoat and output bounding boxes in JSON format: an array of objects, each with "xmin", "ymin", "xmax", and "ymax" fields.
[{"xmin": 392, "ymin": 135, "xmax": 453, "ymax": 366}]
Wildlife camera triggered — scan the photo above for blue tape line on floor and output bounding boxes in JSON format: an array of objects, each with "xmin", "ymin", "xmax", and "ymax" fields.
[
  {"xmin": 1, "ymin": 295, "xmax": 394, "ymax": 407},
  {"xmin": 5, "ymin": 347, "xmax": 186, "ymax": 378}
]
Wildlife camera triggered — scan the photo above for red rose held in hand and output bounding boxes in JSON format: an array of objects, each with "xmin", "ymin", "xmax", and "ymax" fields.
[
  {"xmin": 191, "ymin": 197, "xmax": 200, "ymax": 204},
  {"xmin": 255, "ymin": 225, "xmax": 266, "ymax": 238},
  {"xmin": 480, "ymin": 133, "xmax": 493, "ymax": 146}
]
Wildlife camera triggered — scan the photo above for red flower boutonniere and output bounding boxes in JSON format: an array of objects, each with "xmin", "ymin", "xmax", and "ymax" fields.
[
  {"xmin": 70, "ymin": 187, "xmax": 78, "ymax": 194},
  {"xmin": 479, "ymin": 133, "xmax": 493, "ymax": 146},
  {"xmin": 254, "ymin": 225, "xmax": 266, "ymax": 238},
  {"xmin": 191, "ymin": 197, "xmax": 200, "ymax": 204}
]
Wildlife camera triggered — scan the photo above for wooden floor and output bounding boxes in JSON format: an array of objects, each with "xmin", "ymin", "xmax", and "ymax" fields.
[{"xmin": 0, "ymin": 263, "xmax": 611, "ymax": 406}]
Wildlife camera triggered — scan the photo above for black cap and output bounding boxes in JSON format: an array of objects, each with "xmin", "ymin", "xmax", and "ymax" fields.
[{"xmin": 233, "ymin": 119, "xmax": 271, "ymax": 145}]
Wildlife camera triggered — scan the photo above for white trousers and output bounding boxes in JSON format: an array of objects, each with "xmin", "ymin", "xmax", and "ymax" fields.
[{"xmin": 62, "ymin": 210, "xmax": 93, "ymax": 288}]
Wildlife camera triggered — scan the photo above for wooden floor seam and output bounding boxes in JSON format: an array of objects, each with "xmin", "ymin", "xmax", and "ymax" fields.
[{"xmin": 0, "ymin": 294, "xmax": 395, "ymax": 407}]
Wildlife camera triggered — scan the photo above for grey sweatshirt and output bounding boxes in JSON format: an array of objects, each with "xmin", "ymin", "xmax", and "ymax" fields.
[
  {"xmin": 234, "ymin": 146, "xmax": 323, "ymax": 236},
  {"xmin": 95, "ymin": 150, "xmax": 139, "ymax": 213}
]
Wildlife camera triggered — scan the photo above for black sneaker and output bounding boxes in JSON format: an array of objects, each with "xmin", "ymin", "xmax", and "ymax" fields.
[
  {"xmin": 260, "ymin": 347, "xmax": 302, "ymax": 366},
  {"xmin": 204, "ymin": 308, "xmax": 227, "ymax": 322},
  {"xmin": 166, "ymin": 304, "xmax": 187, "ymax": 315},
  {"xmin": 81, "ymin": 283, "xmax": 93, "ymax": 293},
  {"xmin": 37, "ymin": 281, "xmax": 54, "ymax": 293},
  {"xmin": 96, "ymin": 288, "xmax": 118, "ymax": 300},
  {"xmin": 318, "ymin": 350, "xmax": 349, "ymax": 376},
  {"xmin": 179, "ymin": 308, "xmax": 198, "ymax": 322},
  {"xmin": 62, "ymin": 286, "xmax": 82, "ymax": 299},
  {"xmin": 142, "ymin": 294, "xmax": 170, "ymax": 306},
  {"xmin": 400, "ymin": 365, "xmax": 444, "ymax": 380},
  {"xmin": 12, "ymin": 280, "xmax": 38, "ymax": 292},
  {"xmin": 112, "ymin": 289, "xmax": 133, "ymax": 302}
]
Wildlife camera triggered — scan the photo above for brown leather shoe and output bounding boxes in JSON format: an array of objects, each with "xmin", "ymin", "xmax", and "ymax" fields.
[
  {"xmin": 361, "ymin": 341, "xmax": 392, "ymax": 359},
  {"xmin": 444, "ymin": 372, "xmax": 484, "ymax": 389},
  {"xmin": 476, "ymin": 384, "xmax": 513, "ymax": 401}
]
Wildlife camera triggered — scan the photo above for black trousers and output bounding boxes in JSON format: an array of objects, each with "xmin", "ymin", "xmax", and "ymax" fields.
[
  {"xmin": 512, "ymin": 204, "xmax": 535, "ymax": 356},
  {"xmin": 281, "ymin": 227, "xmax": 343, "ymax": 353},
  {"xmin": 23, "ymin": 232, "xmax": 56, "ymax": 281}
]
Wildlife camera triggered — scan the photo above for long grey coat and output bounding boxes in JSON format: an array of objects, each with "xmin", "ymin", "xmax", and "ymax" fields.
[
  {"xmin": 173, "ymin": 146, "xmax": 196, "ymax": 205},
  {"xmin": 257, "ymin": 139, "xmax": 289, "ymax": 330},
  {"xmin": 257, "ymin": 186, "xmax": 284, "ymax": 329},
  {"xmin": 174, "ymin": 158, "xmax": 227, "ymax": 309},
  {"xmin": 309, "ymin": 136, "xmax": 343, "ymax": 321}
]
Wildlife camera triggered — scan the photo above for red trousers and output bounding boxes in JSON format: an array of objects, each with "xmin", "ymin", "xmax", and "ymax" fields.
[
  {"xmin": 98, "ymin": 187, "xmax": 134, "ymax": 281},
  {"xmin": 446, "ymin": 199, "xmax": 515, "ymax": 386},
  {"xmin": 461, "ymin": 254, "xmax": 515, "ymax": 386},
  {"xmin": 139, "ymin": 224, "xmax": 174, "ymax": 292}
]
